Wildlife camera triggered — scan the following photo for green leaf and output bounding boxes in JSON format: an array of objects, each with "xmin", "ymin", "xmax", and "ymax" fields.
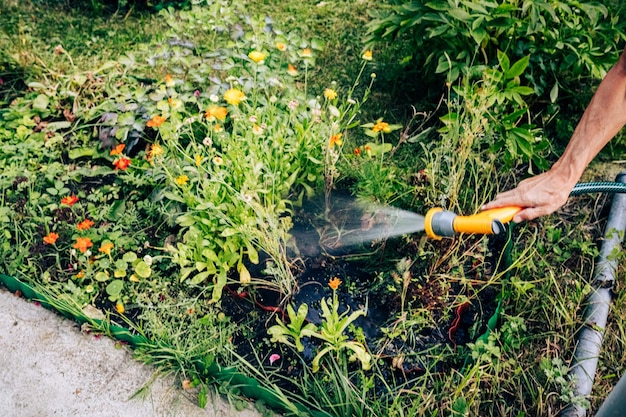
[
  {"xmin": 504, "ymin": 55, "xmax": 530, "ymax": 79},
  {"xmin": 550, "ymin": 82, "xmax": 559, "ymax": 103},
  {"xmin": 32, "ymin": 94, "xmax": 50, "ymax": 112},
  {"xmin": 497, "ymin": 50, "xmax": 510, "ymax": 72},
  {"xmin": 134, "ymin": 261, "xmax": 152, "ymax": 278},
  {"xmin": 106, "ymin": 279, "xmax": 124, "ymax": 296},
  {"xmin": 68, "ymin": 148, "xmax": 96, "ymax": 160}
]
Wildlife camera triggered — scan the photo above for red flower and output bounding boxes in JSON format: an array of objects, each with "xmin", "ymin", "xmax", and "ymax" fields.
[
  {"xmin": 77, "ymin": 219, "xmax": 95, "ymax": 231},
  {"xmin": 61, "ymin": 195, "xmax": 79, "ymax": 206},
  {"xmin": 43, "ymin": 232, "xmax": 59, "ymax": 245},
  {"xmin": 113, "ymin": 157, "xmax": 131, "ymax": 170}
]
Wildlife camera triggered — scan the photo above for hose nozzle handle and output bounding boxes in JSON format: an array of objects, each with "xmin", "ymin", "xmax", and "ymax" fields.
[{"xmin": 425, "ymin": 206, "xmax": 522, "ymax": 239}]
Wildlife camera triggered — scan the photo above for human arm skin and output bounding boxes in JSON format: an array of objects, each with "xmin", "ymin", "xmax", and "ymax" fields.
[{"xmin": 482, "ymin": 46, "xmax": 626, "ymax": 223}]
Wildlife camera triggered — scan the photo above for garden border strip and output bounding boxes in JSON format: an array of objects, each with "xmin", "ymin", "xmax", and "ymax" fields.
[{"xmin": 0, "ymin": 273, "xmax": 332, "ymax": 417}]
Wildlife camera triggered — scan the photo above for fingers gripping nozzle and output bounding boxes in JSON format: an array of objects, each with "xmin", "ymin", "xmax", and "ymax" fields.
[{"xmin": 425, "ymin": 206, "xmax": 522, "ymax": 240}]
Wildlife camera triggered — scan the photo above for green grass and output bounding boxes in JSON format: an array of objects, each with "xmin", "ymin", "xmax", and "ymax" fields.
[{"xmin": 2, "ymin": 1, "xmax": 626, "ymax": 417}]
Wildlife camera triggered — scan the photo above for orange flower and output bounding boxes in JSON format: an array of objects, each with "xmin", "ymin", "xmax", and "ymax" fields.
[
  {"xmin": 301, "ymin": 48, "xmax": 312, "ymax": 58},
  {"xmin": 113, "ymin": 157, "xmax": 131, "ymax": 170},
  {"xmin": 165, "ymin": 74, "xmax": 175, "ymax": 87},
  {"xmin": 287, "ymin": 64, "xmax": 298, "ymax": 76},
  {"xmin": 73, "ymin": 237, "xmax": 93, "ymax": 253},
  {"xmin": 329, "ymin": 277, "xmax": 342, "ymax": 290},
  {"xmin": 110, "ymin": 144, "xmax": 125, "ymax": 156},
  {"xmin": 205, "ymin": 105, "xmax": 228, "ymax": 121},
  {"xmin": 353, "ymin": 147, "xmax": 362, "ymax": 156},
  {"xmin": 61, "ymin": 195, "xmax": 79, "ymax": 206},
  {"xmin": 146, "ymin": 115, "xmax": 166, "ymax": 128},
  {"xmin": 115, "ymin": 303, "xmax": 125, "ymax": 314},
  {"xmin": 77, "ymin": 219, "xmax": 95, "ymax": 231},
  {"xmin": 43, "ymin": 232, "xmax": 59, "ymax": 245},
  {"xmin": 329, "ymin": 133, "xmax": 343, "ymax": 149},
  {"xmin": 99, "ymin": 241, "xmax": 114, "ymax": 255}
]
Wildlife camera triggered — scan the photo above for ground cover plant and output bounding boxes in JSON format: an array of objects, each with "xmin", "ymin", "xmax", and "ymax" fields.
[{"xmin": 3, "ymin": 0, "xmax": 626, "ymax": 416}]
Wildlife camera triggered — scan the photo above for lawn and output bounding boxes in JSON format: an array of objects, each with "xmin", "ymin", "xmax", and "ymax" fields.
[{"xmin": 2, "ymin": 0, "xmax": 626, "ymax": 416}]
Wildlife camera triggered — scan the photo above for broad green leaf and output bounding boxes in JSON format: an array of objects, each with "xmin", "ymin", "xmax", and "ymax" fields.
[
  {"xmin": 134, "ymin": 261, "xmax": 152, "ymax": 278},
  {"xmin": 106, "ymin": 279, "xmax": 124, "ymax": 296},
  {"xmin": 504, "ymin": 55, "xmax": 530, "ymax": 79},
  {"xmin": 32, "ymin": 94, "xmax": 50, "ymax": 112}
]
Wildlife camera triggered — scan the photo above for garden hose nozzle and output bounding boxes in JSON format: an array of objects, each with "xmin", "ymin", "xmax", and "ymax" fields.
[{"xmin": 424, "ymin": 206, "xmax": 522, "ymax": 240}]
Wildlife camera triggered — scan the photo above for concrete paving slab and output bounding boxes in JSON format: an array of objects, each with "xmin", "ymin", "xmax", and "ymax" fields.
[{"xmin": 0, "ymin": 288, "xmax": 265, "ymax": 417}]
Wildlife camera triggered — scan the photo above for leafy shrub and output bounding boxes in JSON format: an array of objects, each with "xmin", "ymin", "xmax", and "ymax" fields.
[{"xmin": 365, "ymin": 0, "xmax": 626, "ymax": 101}]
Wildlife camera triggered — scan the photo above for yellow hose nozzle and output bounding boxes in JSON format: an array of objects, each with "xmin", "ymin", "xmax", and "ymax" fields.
[{"xmin": 425, "ymin": 206, "xmax": 522, "ymax": 240}]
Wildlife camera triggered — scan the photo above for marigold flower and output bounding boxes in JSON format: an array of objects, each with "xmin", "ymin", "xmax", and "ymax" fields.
[
  {"xmin": 329, "ymin": 277, "xmax": 342, "ymax": 290},
  {"xmin": 372, "ymin": 120, "xmax": 391, "ymax": 133},
  {"xmin": 113, "ymin": 157, "xmax": 131, "ymax": 171},
  {"xmin": 205, "ymin": 105, "xmax": 228, "ymax": 121},
  {"xmin": 324, "ymin": 88, "xmax": 338, "ymax": 100},
  {"xmin": 61, "ymin": 195, "xmax": 79, "ymax": 206},
  {"xmin": 146, "ymin": 115, "xmax": 167, "ymax": 128},
  {"xmin": 77, "ymin": 219, "xmax": 95, "ymax": 231},
  {"xmin": 362, "ymin": 50, "xmax": 373, "ymax": 61},
  {"xmin": 165, "ymin": 74, "xmax": 175, "ymax": 87},
  {"xmin": 110, "ymin": 144, "xmax": 125, "ymax": 156},
  {"xmin": 224, "ymin": 88, "xmax": 245, "ymax": 106},
  {"xmin": 99, "ymin": 241, "xmax": 114, "ymax": 255},
  {"xmin": 115, "ymin": 303, "xmax": 125, "ymax": 314},
  {"xmin": 147, "ymin": 143, "xmax": 164, "ymax": 161},
  {"xmin": 301, "ymin": 48, "xmax": 312, "ymax": 58},
  {"xmin": 248, "ymin": 50, "xmax": 266, "ymax": 63},
  {"xmin": 75, "ymin": 270, "xmax": 85, "ymax": 279},
  {"xmin": 287, "ymin": 64, "xmax": 298, "ymax": 76},
  {"xmin": 175, "ymin": 175, "xmax": 189, "ymax": 186},
  {"xmin": 329, "ymin": 133, "xmax": 343, "ymax": 149},
  {"xmin": 73, "ymin": 237, "xmax": 93, "ymax": 253},
  {"xmin": 276, "ymin": 42, "xmax": 287, "ymax": 51},
  {"xmin": 43, "ymin": 232, "xmax": 59, "ymax": 245}
]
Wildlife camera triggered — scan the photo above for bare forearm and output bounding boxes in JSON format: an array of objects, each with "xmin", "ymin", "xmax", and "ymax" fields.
[{"xmin": 550, "ymin": 47, "xmax": 626, "ymax": 187}]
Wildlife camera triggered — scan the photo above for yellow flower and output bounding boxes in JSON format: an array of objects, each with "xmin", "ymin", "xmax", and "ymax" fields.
[
  {"xmin": 276, "ymin": 42, "xmax": 287, "ymax": 51},
  {"xmin": 372, "ymin": 120, "xmax": 391, "ymax": 133},
  {"xmin": 224, "ymin": 88, "xmax": 245, "ymax": 106},
  {"xmin": 115, "ymin": 303, "xmax": 125, "ymax": 314},
  {"xmin": 99, "ymin": 241, "xmax": 114, "ymax": 256},
  {"xmin": 147, "ymin": 143, "xmax": 164, "ymax": 161},
  {"xmin": 301, "ymin": 48, "xmax": 312, "ymax": 58},
  {"xmin": 205, "ymin": 105, "xmax": 228, "ymax": 121},
  {"xmin": 329, "ymin": 133, "xmax": 343, "ymax": 149},
  {"xmin": 213, "ymin": 124, "xmax": 223, "ymax": 133},
  {"xmin": 328, "ymin": 277, "xmax": 342, "ymax": 290},
  {"xmin": 362, "ymin": 50, "xmax": 373, "ymax": 61},
  {"xmin": 175, "ymin": 175, "xmax": 189, "ymax": 186},
  {"xmin": 194, "ymin": 154, "xmax": 203, "ymax": 166},
  {"xmin": 324, "ymin": 88, "xmax": 337, "ymax": 100},
  {"xmin": 248, "ymin": 50, "xmax": 266, "ymax": 63}
]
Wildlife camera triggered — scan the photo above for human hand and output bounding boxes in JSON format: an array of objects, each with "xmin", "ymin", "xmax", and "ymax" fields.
[{"xmin": 481, "ymin": 171, "xmax": 575, "ymax": 223}]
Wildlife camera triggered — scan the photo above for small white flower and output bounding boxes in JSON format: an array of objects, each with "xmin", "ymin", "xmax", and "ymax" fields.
[
  {"xmin": 210, "ymin": 94, "xmax": 219, "ymax": 103},
  {"xmin": 143, "ymin": 255, "xmax": 153, "ymax": 266}
]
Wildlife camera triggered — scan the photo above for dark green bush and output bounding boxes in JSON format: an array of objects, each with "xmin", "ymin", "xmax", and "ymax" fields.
[{"xmin": 365, "ymin": 0, "xmax": 626, "ymax": 102}]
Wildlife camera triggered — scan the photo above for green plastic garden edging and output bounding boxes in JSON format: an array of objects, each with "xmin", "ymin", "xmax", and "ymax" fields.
[{"xmin": 0, "ymin": 273, "xmax": 332, "ymax": 417}]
